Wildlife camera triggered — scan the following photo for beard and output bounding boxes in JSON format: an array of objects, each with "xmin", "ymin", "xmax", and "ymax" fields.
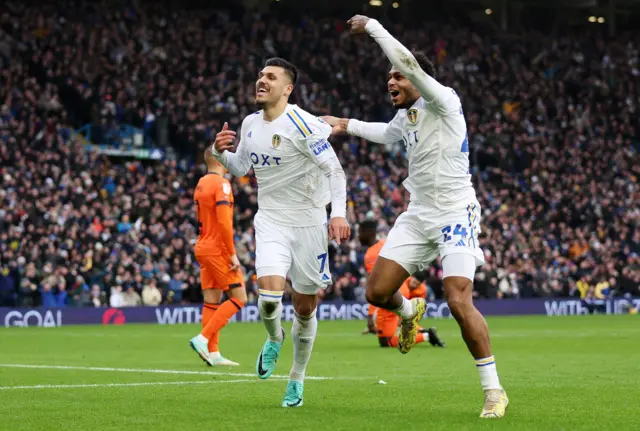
[{"xmin": 394, "ymin": 97, "xmax": 419, "ymax": 110}]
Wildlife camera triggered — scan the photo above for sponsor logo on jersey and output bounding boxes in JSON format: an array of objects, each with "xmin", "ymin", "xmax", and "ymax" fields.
[
  {"xmin": 250, "ymin": 152, "xmax": 282, "ymax": 166},
  {"xmin": 310, "ymin": 139, "xmax": 331, "ymax": 156},
  {"xmin": 222, "ymin": 183, "xmax": 231, "ymax": 195},
  {"xmin": 407, "ymin": 109, "xmax": 418, "ymax": 125},
  {"xmin": 272, "ymin": 134, "xmax": 281, "ymax": 148}
]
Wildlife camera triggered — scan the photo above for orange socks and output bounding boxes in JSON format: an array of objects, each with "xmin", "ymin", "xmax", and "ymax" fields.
[
  {"xmin": 201, "ymin": 298, "xmax": 245, "ymax": 343},
  {"xmin": 415, "ymin": 332, "xmax": 428, "ymax": 344},
  {"xmin": 202, "ymin": 303, "xmax": 219, "ymax": 328},
  {"xmin": 202, "ymin": 303, "xmax": 220, "ymax": 352},
  {"xmin": 387, "ymin": 332, "xmax": 427, "ymax": 348}
]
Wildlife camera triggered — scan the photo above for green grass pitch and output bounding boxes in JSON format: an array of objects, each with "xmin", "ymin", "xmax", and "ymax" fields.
[{"xmin": 0, "ymin": 315, "xmax": 638, "ymax": 431}]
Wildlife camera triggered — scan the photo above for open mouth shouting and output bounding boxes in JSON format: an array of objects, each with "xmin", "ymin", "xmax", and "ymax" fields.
[
  {"xmin": 256, "ymin": 85, "xmax": 269, "ymax": 97},
  {"xmin": 389, "ymin": 89, "xmax": 400, "ymax": 103}
]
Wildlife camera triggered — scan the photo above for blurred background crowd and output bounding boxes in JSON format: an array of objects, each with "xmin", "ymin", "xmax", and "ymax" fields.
[{"xmin": 0, "ymin": 0, "xmax": 638, "ymax": 308}]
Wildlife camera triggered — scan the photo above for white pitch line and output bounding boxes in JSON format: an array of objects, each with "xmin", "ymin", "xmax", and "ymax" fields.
[
  {"xmin": 0, "ymin": 364, "xmax": 332, "ymax": 381},
  {"xmin": 0, "ymin": 379, "xmax": 254, "ymax": 391}
]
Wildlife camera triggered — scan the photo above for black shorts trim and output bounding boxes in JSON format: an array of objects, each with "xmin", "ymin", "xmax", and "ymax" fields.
[{"xmin": 229, "ymin": 298, "xmax": 243, "ymax": 311}]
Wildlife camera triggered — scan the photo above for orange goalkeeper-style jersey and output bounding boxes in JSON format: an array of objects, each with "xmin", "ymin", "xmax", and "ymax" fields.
[
  {"xmin": 194, "ymin": 173, "xmax": 235, "ymax": 257},
  {"xmin": 364, "ymin": 239, "xmax": 386, "ymax": 274}
]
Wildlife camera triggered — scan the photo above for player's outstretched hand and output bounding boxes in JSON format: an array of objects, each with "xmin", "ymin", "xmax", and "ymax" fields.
[
  {"xmin": 361, "ymin": 316, "xmax": 376, "ymax": 334},
  {"xmin": 229, "ymin": 254, "xmax": 241, "ymax": 272},
  {"xmin": 214, "ymin": 122, "xmax": 236, "ymax": 153},
  {"xmin": 367, "ymin": 315, "xmax": 376, "ymax": 334},
  {"xmin": 320, "ymin": 116, "xmax": 349, "ymax": 136},
  {"xmin": 329, "ymin": 217, "xmax": 351, "ymax": 245},
  {"xmin": 347, "ymin": 15, "xmax": 371, "ymax": 35}
]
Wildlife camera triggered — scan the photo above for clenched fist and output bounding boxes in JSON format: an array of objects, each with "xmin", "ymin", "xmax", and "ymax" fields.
[
  {"xmin": 347, "ymin": 15, "xmax": 371, "ymax": 35},
  {"xmin": 214, "ymin": 122, "xmax": 236, "ymax": 153}
]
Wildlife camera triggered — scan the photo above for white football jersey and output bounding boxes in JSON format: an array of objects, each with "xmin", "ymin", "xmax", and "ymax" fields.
[
  {"xmin": 235, "ymin": 104, "xmax": 336, "ymax": 227},
  {"xmin": 353, "ymin": 18, "xmax": 478, "ymax": 212},
  {"xmin": 383, "ymin": 90, "xmax": 476, "ymax": 210}
]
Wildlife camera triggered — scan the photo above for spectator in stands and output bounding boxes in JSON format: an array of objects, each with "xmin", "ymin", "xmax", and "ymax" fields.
[
  {"xmin": 89, "ymin": 285, "xmax": 106, "ymax": 308},
  {"xmin": 109, "ymin": 286, "xmax": 125, "ymax": 308},
  {"xmin": 142, "ymin": 282, "xmax": 162, "ymax": 306},
  {"xmin": 40, "ymin": 280, "xmax": 67, "ymax": 308},
  {"xmin": 123, "ymin": 286, "xmax": 142, "ymax": 307},
  {"xmin": 0, "ymin": 265, "xmax": 17, "ymax": 307}
]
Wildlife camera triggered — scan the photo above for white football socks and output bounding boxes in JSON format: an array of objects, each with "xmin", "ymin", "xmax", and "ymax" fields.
[
  {"xmin": 392, "ymin": 296, "xmax": 416, "ymax": 320},
  {"xmin": 289, "ymin": 309, "xmax": 318, "ymax": 383},
  {"xmin": 258, "ymin": 289, "xmax": 284, "ymax": 343},
  {"xmin": 475, "ymin": 356, "xmax": 502, "ymax": 390}
]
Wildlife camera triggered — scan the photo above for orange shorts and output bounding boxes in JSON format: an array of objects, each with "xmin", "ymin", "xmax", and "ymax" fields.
[{"xmin": 197, "ymin": 254, "xmax": 244, "ymax": 291}]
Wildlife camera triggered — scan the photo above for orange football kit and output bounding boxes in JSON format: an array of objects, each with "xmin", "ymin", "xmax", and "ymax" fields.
[
  {"xmin": 193, "ymin": 173, "xmax": 245, "ymax": 355},
  {"xmin": 364, "ymin": 239, "xmax": 430, "ymax": 348}
]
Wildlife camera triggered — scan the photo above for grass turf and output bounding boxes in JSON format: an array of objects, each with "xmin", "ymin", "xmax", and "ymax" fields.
[{"xmin": 0, "ymin": 315, "xmax": 638, "ymax": 431}]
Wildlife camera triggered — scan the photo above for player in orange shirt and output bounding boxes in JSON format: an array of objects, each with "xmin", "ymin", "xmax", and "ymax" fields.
[
  {"xmin": 360, "ymin": 220, "xmax": 445, "ymax": 348},
  {"xmin": 189, "ymin": 146, "xmax": 248, "ymax": 366}
]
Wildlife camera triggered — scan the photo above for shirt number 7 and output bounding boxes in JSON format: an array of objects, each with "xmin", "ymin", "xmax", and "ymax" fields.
[{"xmin": 317, "ymin": 253, "xmax": 327, "ymax": 273}]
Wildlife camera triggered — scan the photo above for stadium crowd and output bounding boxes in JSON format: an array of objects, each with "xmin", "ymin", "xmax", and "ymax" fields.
[{"xmin": 0, "ymin": 1, "xmax": 638, "ymax": 308}]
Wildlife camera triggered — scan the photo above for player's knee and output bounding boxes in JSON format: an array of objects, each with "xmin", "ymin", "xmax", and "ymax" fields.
[
  {"xmin": 230, "ymin": 288, "xmax": 248, "ymax": 304},
  {"xmin": 365, "ymin": 277, "xmax": 387, "ymax": 305},
  {"xmin": 365, "ymin": 289, "xmax": 383, "ymax": 307},
  {"xmin": 294, "ymin": 302, "xmax": 316, "ymax": 318},
  {"xmin": 291, "ymin": 288, "xmax": 318, "ymax": 318},
  {"xmin": 238, "ymin": 290, "xmax": 248, "ymax": 304},
  {"xmin": 202, "ymin": 289, "xmax": 222, "ymax": 304},
  {"xmin": 444, "ymin": 277, "xmax": 473, "ymax": 316}
]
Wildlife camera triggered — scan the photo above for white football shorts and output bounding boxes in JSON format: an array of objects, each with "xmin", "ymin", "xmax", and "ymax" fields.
[
  {"xmin": 379, "ymin": 200, "xmax": 485, "ymax": 279},
  {"xmin": 254, "ymin": 211, "xmax": 331, "ymax": 295}
]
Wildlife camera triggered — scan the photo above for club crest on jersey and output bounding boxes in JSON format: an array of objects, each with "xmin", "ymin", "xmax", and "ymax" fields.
[
  {"xmin": 272, "ymin": 134, "xmax": 281, "ymax": 149},
  {"xmin": 407, "ymin": 109, "xmax": 418, "ymax": 125}
]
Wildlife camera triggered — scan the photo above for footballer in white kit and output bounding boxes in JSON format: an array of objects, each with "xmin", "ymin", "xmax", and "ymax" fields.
[
  {"xmin": 212, "ymin": 58, "xmax": 350, "ymax": 408},
  {"xmin": 324, "ymin": 16, "xmax": 509, "ymax": 419}
]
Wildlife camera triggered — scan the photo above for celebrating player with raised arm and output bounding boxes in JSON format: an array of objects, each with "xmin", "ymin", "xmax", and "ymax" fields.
[
  {"xmin": 212, "ymin": 57, "xmax": 350, "ymax": 408},
  {"xmin": 323, "ymin": 16, "xmax": 508, "ymax": 418}
]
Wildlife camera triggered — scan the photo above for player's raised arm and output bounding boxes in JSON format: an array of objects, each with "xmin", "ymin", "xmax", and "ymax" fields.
[
  {"xmin": 212, "ymin": 121, "xmax": 252, "ymax": 177},
  {"xmin": 321, "ymin": 115, "xmax": 402, "ymax": 145},
  {"xmin": 348, "ymin": 15, "xmax": 453, "ymax": 113}
]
